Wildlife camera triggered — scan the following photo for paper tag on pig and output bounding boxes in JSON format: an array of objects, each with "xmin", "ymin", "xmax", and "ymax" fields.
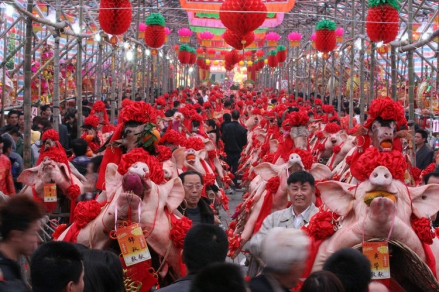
[
  {"xmin": 116, "ymin": 223, "xmax": 151, "ymax": 266},
  {"xmin": 362, "ymin": 241, "xmax": 390, "ymax": 279},
  {"xmin": 43, "ymin": 183, "xmax": 57, "ymax": 203}
]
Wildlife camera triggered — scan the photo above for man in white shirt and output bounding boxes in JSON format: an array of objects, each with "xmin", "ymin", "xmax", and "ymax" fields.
[
  {"xmin": 354, "ymin": 107, "xmax": 361, "ymax": 124},
  {"xmin": 203, "ymin": 90, "xmax": 209, "ymax": 102},
  {"xmin": 249, "ymin": 171, "xmax": 318, "ymax": 263}
]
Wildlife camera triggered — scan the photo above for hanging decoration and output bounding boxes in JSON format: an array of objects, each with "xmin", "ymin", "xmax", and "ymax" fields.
[
  {"xmin": 256, "ymin": 50, "xmax": 264, "ymax": 60},
  {"xmin": 238, "ymin": 60, "xmax": 245, "ymax": 67},
  {"xmin": 225, "ymin": 49, "xmax": 240, "ymax": 66},
  {"xmin": 266, "ymin": 32, "xmax": 281, "ymax": 47},
  {"xmin": 164, "ymin": 27, "xmax": 171, "ymax": 42},
  {"xmin": 178, "ymin": 28, "xmax": 193, "ymax": 43},
  {"xmin": 315, "ymin": 19, "xmax": 337, "ymax": 53},
  {"xmin": 219, "ymin": 0, "xmax": 267, "ymax": 37},
  {"xmin": 223, "ymin": 29, "xmax": 255, "ymax": 50},
  {"xmin": 200, "ymin": 31, "xmax": 215, "ymax": 46},
  {"xmin": 197, "ymin": 57, "xmax": 204, "ymax": 67},
  {"xmin": 196, "ymin": 48, "xmax": 205, "ymax": 57},
  {"xmin": 99, "ymin": 0, "xmax": 132, "ymax": 35},
  {"xmin": 138, "ymin": 23, "xmax": 146, "ymax": 39},
  {"xmin": 377, "ymin": 44, "xmax": 390, "ymax": 55},
  {"xmin": 366, "ymin": 0, "xmax": 400, "ymax": 44},
  {"xmin": 287, "ymin": 32, "xmax": 302, "ymax": 47},
  {"xmin": 335, "ymin": 27, "xmax": 344, "ymax": 42},
  {"xmin": 207, "ymin": 48, "xmax": 216, "ymax": 58},
  {"xmin": 244, "ymin": 51, "xmax": 253, "ymax": 60},
  {"xmin": 310, "ymin": 33, "xmax": 316, "ymax": 48},
  {"xmin": 276, "ymin": 45, "xmax": 287, "ymax": 66},
  {"xmin": 189, "ymin": 47, "xmax": 197, "ymax": 64},
  {"xmin": 144, "ymin": 13, "xmax": 166, "ymax": 49},
  {"xmin": 174, "ymin": 45, "xmax": 180, "ymax": 54},
  {"xmin": 267, "ymin": 50, "xmax": 278, "ymax": 68},
  {"xmin": 178, "ymin": 44, "xmax": 191, "ymax": 64}
]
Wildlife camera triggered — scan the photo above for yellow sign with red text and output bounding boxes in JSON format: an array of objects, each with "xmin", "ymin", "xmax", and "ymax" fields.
[{"xmin": 116, "ymin": 223, "xmax": 151, "ymax": 266}]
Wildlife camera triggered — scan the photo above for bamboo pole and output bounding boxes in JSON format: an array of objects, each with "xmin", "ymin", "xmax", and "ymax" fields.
[
  {"xmin": 23, "ymin": 0, "xmax": 33, "ymax": 169},
  {"xmin": 359, "ymin": 0, "xmax": 366, "ymax": 124},
  {"xmin": 52, "ymin": 0, "xmax": 61, "ymax": 131},
  {"xmin": 110, "ymin": 48, "xmax": 116, "ymax": 124},
  {"xmin": 369, "ymin": 43, "xmax": 376, "ymax": 103},
  {"xmin": 1, "ymin": 33, "xmax": 7, "ymax": 127},
  {"xmin": 349, "ymin": 0, "xmax": 355, "ymax": 128},
  {"xmin": 76, "ymin": 0, "xmax": 83, "ymax": 137}
]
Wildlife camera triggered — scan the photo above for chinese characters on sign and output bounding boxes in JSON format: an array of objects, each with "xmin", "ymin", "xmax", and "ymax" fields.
[
  {"xmin": 116, "ymin": 223, "xmax": 151, "ymax": 266},
  {"xmin": 362, "ymin": 241, "xmax": 390, "ymax": 279},
  {"xmin": 43, "ymin": 183, "xmax": 57, "ymax": 202}
]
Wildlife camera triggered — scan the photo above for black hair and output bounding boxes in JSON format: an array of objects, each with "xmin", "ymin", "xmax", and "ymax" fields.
[
  {"xmin": 179, "ymin": 170, "xmax": 204, "ymax": 185},
  {"xmin": 323, "ymin": 248, "xmax": 371, "ymax": 292},
  {"xmin": 223, "ymin": 113, "xmax": 231, "ymax": 122},
  {"xmin": 0, "ymin": 136, "xmax": 3, "ymax": 143},
  {"xmin": 165, "ymin": 109, "xmax": 175, "ymax": 118},
  {"xmin": 7, "ymin": 110, "xmax": 18, "ymax": 118},
  {"xmin": 354, "ymin": 107, "xmax": 360, "ymax": 115},
  {"xmin": 183, "ymin": 224, "xmax": 228, "ymax": 273},
  {"xmin": 2, "ymin": 138, "xmax": 11, "ymax": 154},
  {"xmin": 90, "ymin": 155, "xmax": 103, "ymax": 174},
  {"xmin": 82, "ymin": 249, "xmax": 125, "ymax": 292},
  {"xmin": 71, "ymin": 138, "xmax": 88, "ymax": 157},
  {"xmin": 65, "ymin": 112, "xmax": 76, "ymax": 120},
  {"xmin": 271, "ymin": 99, "xmax": 278, "ymax": 104},
  {"xmin": 416, "ymin": 129, "xmax": 428, "ymax": 140},
  {"xmin": 0, "ymin": 196, "xmax": 44, "ymax": 241},
  {"xmin": 298, "ymin": 92, "xmax": 304, "ymax": 98},
  {"xmin": 231, "ymin": 110, "xmax": 240, "ymax": 120},
  {"xmin": 31, "ymin": 241, "xmax": 84, "ymax": 292},
  {"xmin": 424, "ymin": 171, "xmax": 439, "ymax": 184},
  {"xmin": 8, "ymin": 127, "xmax": 20, "ymax": 137},
  {"xmin": 38, "ymin": 118, "xmax": 52, "ymax": 130},
  {"xmin": 301, "ymin": 270, "xmax": 346, "ymax": 292},
  {"xmin": 174, "ymin": 100, "xmax": 180, "ymax": 108},
  {"xmin": 224, "ymin": 100, "xmax": 231, "ymax": 107},
  {"xmin": 195, "ymin": 108, "xmax": 202, "ymax": 114},
  {"xmin": 307, "ymin": 111, "xmax": 315, "ymax": 117},
  {"xmin": 190, "ymin": 263, "xmax": 246, "ymax": 292},
  {"xmin": 287, "ymin": 170, "xmax": 315, "ymax": 188},
  {"xmin": 40, "ymin": 104, "xmax": 51, "ymax": 112}
]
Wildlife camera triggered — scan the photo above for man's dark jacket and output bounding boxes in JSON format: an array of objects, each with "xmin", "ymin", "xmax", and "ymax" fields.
[{"xmin": 221, "ymin": 121, "xmax": 247, "ymax": 154}]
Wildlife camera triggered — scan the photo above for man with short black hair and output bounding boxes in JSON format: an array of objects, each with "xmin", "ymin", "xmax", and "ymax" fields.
[
  {"xmin": 71, "ymin": 138, "xmax": 90, "ymax": 176},
  {"xmin": 250, "ymin": 171, "xmax": 318, "ymax": 264},
  {"xmin": 415, "ymin": 129, "xmax": 434, "ymax": 170},
  {"xmin": 221, "ymin": 110, "xmax": 247, "ymax": 188},
  {"xmin": 0, "ymin": 110, "xmax": 19, "ymax": 133},
  {"xmin": 31, "ymin": 241, "xmax": 84, "ymax": 292},
  {"xmin": 323, "ymin": 248, "xmax": 371, "ymax": 292},
  {"xmin": 158, "ymin": 224, "xmax": 228, "ymax": 292},
  {"xmin": 0, "ymin": 196, "xmax": 44, "ymax": 291}
]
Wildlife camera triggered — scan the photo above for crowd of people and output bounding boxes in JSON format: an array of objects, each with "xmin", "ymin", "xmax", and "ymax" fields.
[{"xmin": 0, "ymin": 86, "xmax": 438, "ymax": 292}]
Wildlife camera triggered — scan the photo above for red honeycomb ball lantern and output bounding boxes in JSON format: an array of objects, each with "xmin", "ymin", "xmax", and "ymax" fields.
[
  {"xmin": 267, "ymin": 50, "xmax": 278, "ymax": 68},
  {"xmin": 99, "ymin": 0, "xmax": 132, "ymax": 35},
  {"xmin": 223, "ymin": 29, "xmax": 255, "ymax": 50},
  {"xmin": 219, "ymin": 0, "xmax": 267, "ymax": 37},
  {"xmin": 225, "ymin": 49, "xmax": 240, "ymax": 65},
  {"xmin": 315, "ymin": 19, "xmax": 337, "ymax": 53},
  {"xmin": 144, "ymin": 13, "xmax": 166, "ymax": 49},
  {"xmin": 366, "ymin": 3, "xmax": 399, "ymax": 44}
]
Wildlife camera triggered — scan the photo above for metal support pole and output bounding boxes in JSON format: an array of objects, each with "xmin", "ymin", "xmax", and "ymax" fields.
[
  {"xmin": 359, "ymin": 0, "xmax": 366, "ymax": 124},
  {"xmin": 391, "ymin": 46, "xmax": 397, "ymax": 100},
  {"xmin": 96, "ymin": 41, "xmax": 103, "ymax": 100},
  {"xmin": 369, "ymin": 43, "xmax": 376, "ymax": 103},
  {"xmin": 1, "ymin": 33, "xmax": 7, "ymax": 127},
  {"xmin": 76, "ymin": 0, "xmax": 83, "ymax": 137},
  {"xmin": 23, "ymin": 0, "xmax": 33, "ymax": 169},
  {"xmin": 52, "ymin": 0, "xmax": 61, "ymax": 131},
  {"xmin": 110, "ymin": 48, "xmax": 116, "ymax": 124},
  {"xmin": 349, "ymin": 0, "xmax": 355, "ymax": 128}
]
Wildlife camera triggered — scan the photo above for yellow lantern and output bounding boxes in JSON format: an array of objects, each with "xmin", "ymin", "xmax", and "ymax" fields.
[
  {"xmin": 213, "ymin": 60, "xmax": 219, "ymax": 65},
  {"xmin": 264, "ymin": 59, "xmax": 268, "ymax": 64},
  {"xmin": 247, "ymin": 61, "xmax": 253, "ymax": 66},
  {"xmin": 206, "ymin": 59, "xmax": 211, "ymax": 65},
  {"xmin": 239, "ymin": 61, "xmax": 245, "ymax": 66}
]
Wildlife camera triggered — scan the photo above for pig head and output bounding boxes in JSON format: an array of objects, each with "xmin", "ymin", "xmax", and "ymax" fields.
[
  {"xmin": 326, "ymin": 135, "xmax": 357, "ymax": 170},
  {"xmin": 369, "ymin": 118, "xmax": 397, "ymax": 151},
  {"xmin": 172, "ymin": 147, "xmax": 213, "ymax": 176},
  {"xmin": 319, "ymin": 130, "xmax": 348, "ymax": 160},
  {"xmin": 313, "ymin": 165, "xmax": 439, "ymax": 274},
  {"xmin": 108, "ymin": 122, "xmax": 146, "ymax": 153},
  {"xmin": 60, "ymin": 162, "xmax": 186, "ymax": 279},
  {"xmin": 18, "ymin": 156, "xmax": 86, "ymax": 202},
  {"xmin": 290, "ymin": 126, "xmax": 308, "ymax": 150}
]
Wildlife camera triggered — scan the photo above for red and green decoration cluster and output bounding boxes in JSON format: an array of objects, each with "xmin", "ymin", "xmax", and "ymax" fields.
[
  {"xmin": 144, "ymin": 13, "xmax": 166, "ymax": 49},
  {"xmin": 178, "ymin": 44, "xmax": 196, "ymax": 65},
  {"xmin": 315, "ymin": 19, "xmax": 337, "ymax": 53},
  {"xmin": 366, "ymin": 0, "xmax": 400, "ymax": 44},
  {"xmin": 219, "ymin": 0, "xmax": 267, "ymax": 49},
  {"xmin": 276, "ymin": 45, "xmax": 286, "ymax": 66},
  {"xmin": 99, "ymin": 0, "xmax": 132, "ymax": 35},
  {"xmin": 267, "ymin": 50, "xmax": 278, "ymax": 68}
]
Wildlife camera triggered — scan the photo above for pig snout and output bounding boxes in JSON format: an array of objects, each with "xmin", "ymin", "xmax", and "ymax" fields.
[
  {"xmin": 368, "ymin": 197, "xmax": 396, "ymax": 223},
  {"xmin": 122, "ymin": 173, "xmax": 144, "ymax": 197},
  {"xmin": 369, "ymin": 166, "xmax": 393, "ymax": 188}
]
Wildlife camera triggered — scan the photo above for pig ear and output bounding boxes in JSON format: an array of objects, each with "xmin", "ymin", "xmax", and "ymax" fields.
[
  {"xmin": 172, "ymin": 147, "xmax": 186, "ymax": 170},
  {"xmin": 105, "ymin": 163, "xmax": 121, "ymax": 197},
  {"xmin": 253, "ymin": 162, "xmax": 282, "ymax": 181},
  {"xmin": 410, "ymin": 184, "xmax": 439, "ymax": 218},
  {"xmin": 204, "ymin": 140, "xmax": 216, "ymax": 152},
  {"xmin": 198, "ymin": 149, "xmax": 207, "ymax": 160},
  {"xmin": 163, "ymin": 177, "xmax": 185, "ymax": 213},
  {"xmin": 69, "ymin": 162, "xmax": 87, "ymax": 183},
  {"xmin": 339, "ymin": 130, "xmax": 348, "ymax": 141},
  {"xmin": 18, "ymin": 166, "xmax": 40, "ymax": 185},
  {"xmin": 269, "ymin": 139, "xmax": 279, "ymax": 153},
  {"xmin": 310, "ymin": 163, "xmax": 333, "ymax": 181},
  {"xmin": 317, "ymin": 181, "xmax": 356, "ymax": 216},
  {"xmin": 256, "ymin": 134, "xmax": 265, "ymax": 144},
  {"xmin": 59, "ymin": 163, "xmax": 72, "ymax": 182}
]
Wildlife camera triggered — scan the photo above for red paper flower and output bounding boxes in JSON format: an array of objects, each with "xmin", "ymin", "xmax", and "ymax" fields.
[
  {"xmin": 92, "ymin": 100, "xmax": 106, "ymax": 112},
  {"xmin": 184, "ymin": 137, "xmax": 205, "ymax": 151},
  {"xmin": 332, "ymin": 145, "xmax": 341, "ymax": 154},
  {"xmin": 322, "ymin": 105, "xmax": 334, "ymax": 113},
  {"xmin": 160, "ymin": 129, "xmax": 185, "ymax": 146},
  {"xmin": 170, "ymin": 216, "xmax": 193, "ymax": 249},
  {"xmin": 203, "ymin": 173, "xmax": 216, "ymax": 186},
  {"xmin": 42, "ymin": 129, "xmax": 59, "ymax": 141},
  {"xmin": 293, "ymin": 149, "xmax": 313, "ymax": 170},
  {"xmin": 266, "ymin": 177, "xmax": 280, "ymax": 194},
  {"xmin": 119, "ymin": 101, "xmax": 157, "ymax": 124},
  {"xmin": 412, "ymin": 215, "xmax": 435, "ymax": 245},
  {"xmin": 155, "ymin": 145, "xmax": 172, "ymax": 162},
  {"xmin": 324, "ymin": 123, "xmax": 341, "ymax": 134},
  {"xmin": 350, "ymin": 147, "xmax": 407, "ymax": 181},
  {"xmin": 118, "ymin": 148, "xmax": 165, "ymax": 185},
  {"xmin": 84, "ymin": 114, "xmax": 100, "ymax": 128},
  {"xmin": 364, "ymin": 97, "xmax": 406, "ymax": 129},
  {"xmin": 303, "ymin": 207, "xmax": 339, "ymax": 240},
  {"xmin": 74, "ymin": 200, "xmax": 101, "ymax": 229},
  {"xmin": 411, "ymin": 167, "xmax": 422, "ymax": 185},
  {"xmin": 289, "ymin": 111, "xmax": 309, "ymax": 127},
  {"xmin": 262, "ymin": 153, "xmax": 275, "ymax": 163},
  {"xmin": 316, "ymin": 131, "xmax": 325, "ymax": 140},
  {"xmin": 67, "ymin": 184, "xmax": 81, "ymax": 200}
]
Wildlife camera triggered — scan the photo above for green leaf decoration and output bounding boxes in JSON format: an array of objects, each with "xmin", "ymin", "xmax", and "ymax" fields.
[
  {"xmin": 276, "ymin": 45, "xmax": 286, "ymax": 52},
  {"xmin": 268, "ymin": 50, "xmax": 277, "ymax": 56},
  {"xmin": 179, "ymin": 44, "xmax": 191, "ymax": 52},
  {"xmin": 316, "ymin": 19, "xmax": 337, "ymax": 31},
  {"xmin": 145, "ymin": 13, "xmax": 165, "ymax": 26},
  {"xmin": 368, "ymin": 0, "xmax": 400, "ymax": 10}
]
